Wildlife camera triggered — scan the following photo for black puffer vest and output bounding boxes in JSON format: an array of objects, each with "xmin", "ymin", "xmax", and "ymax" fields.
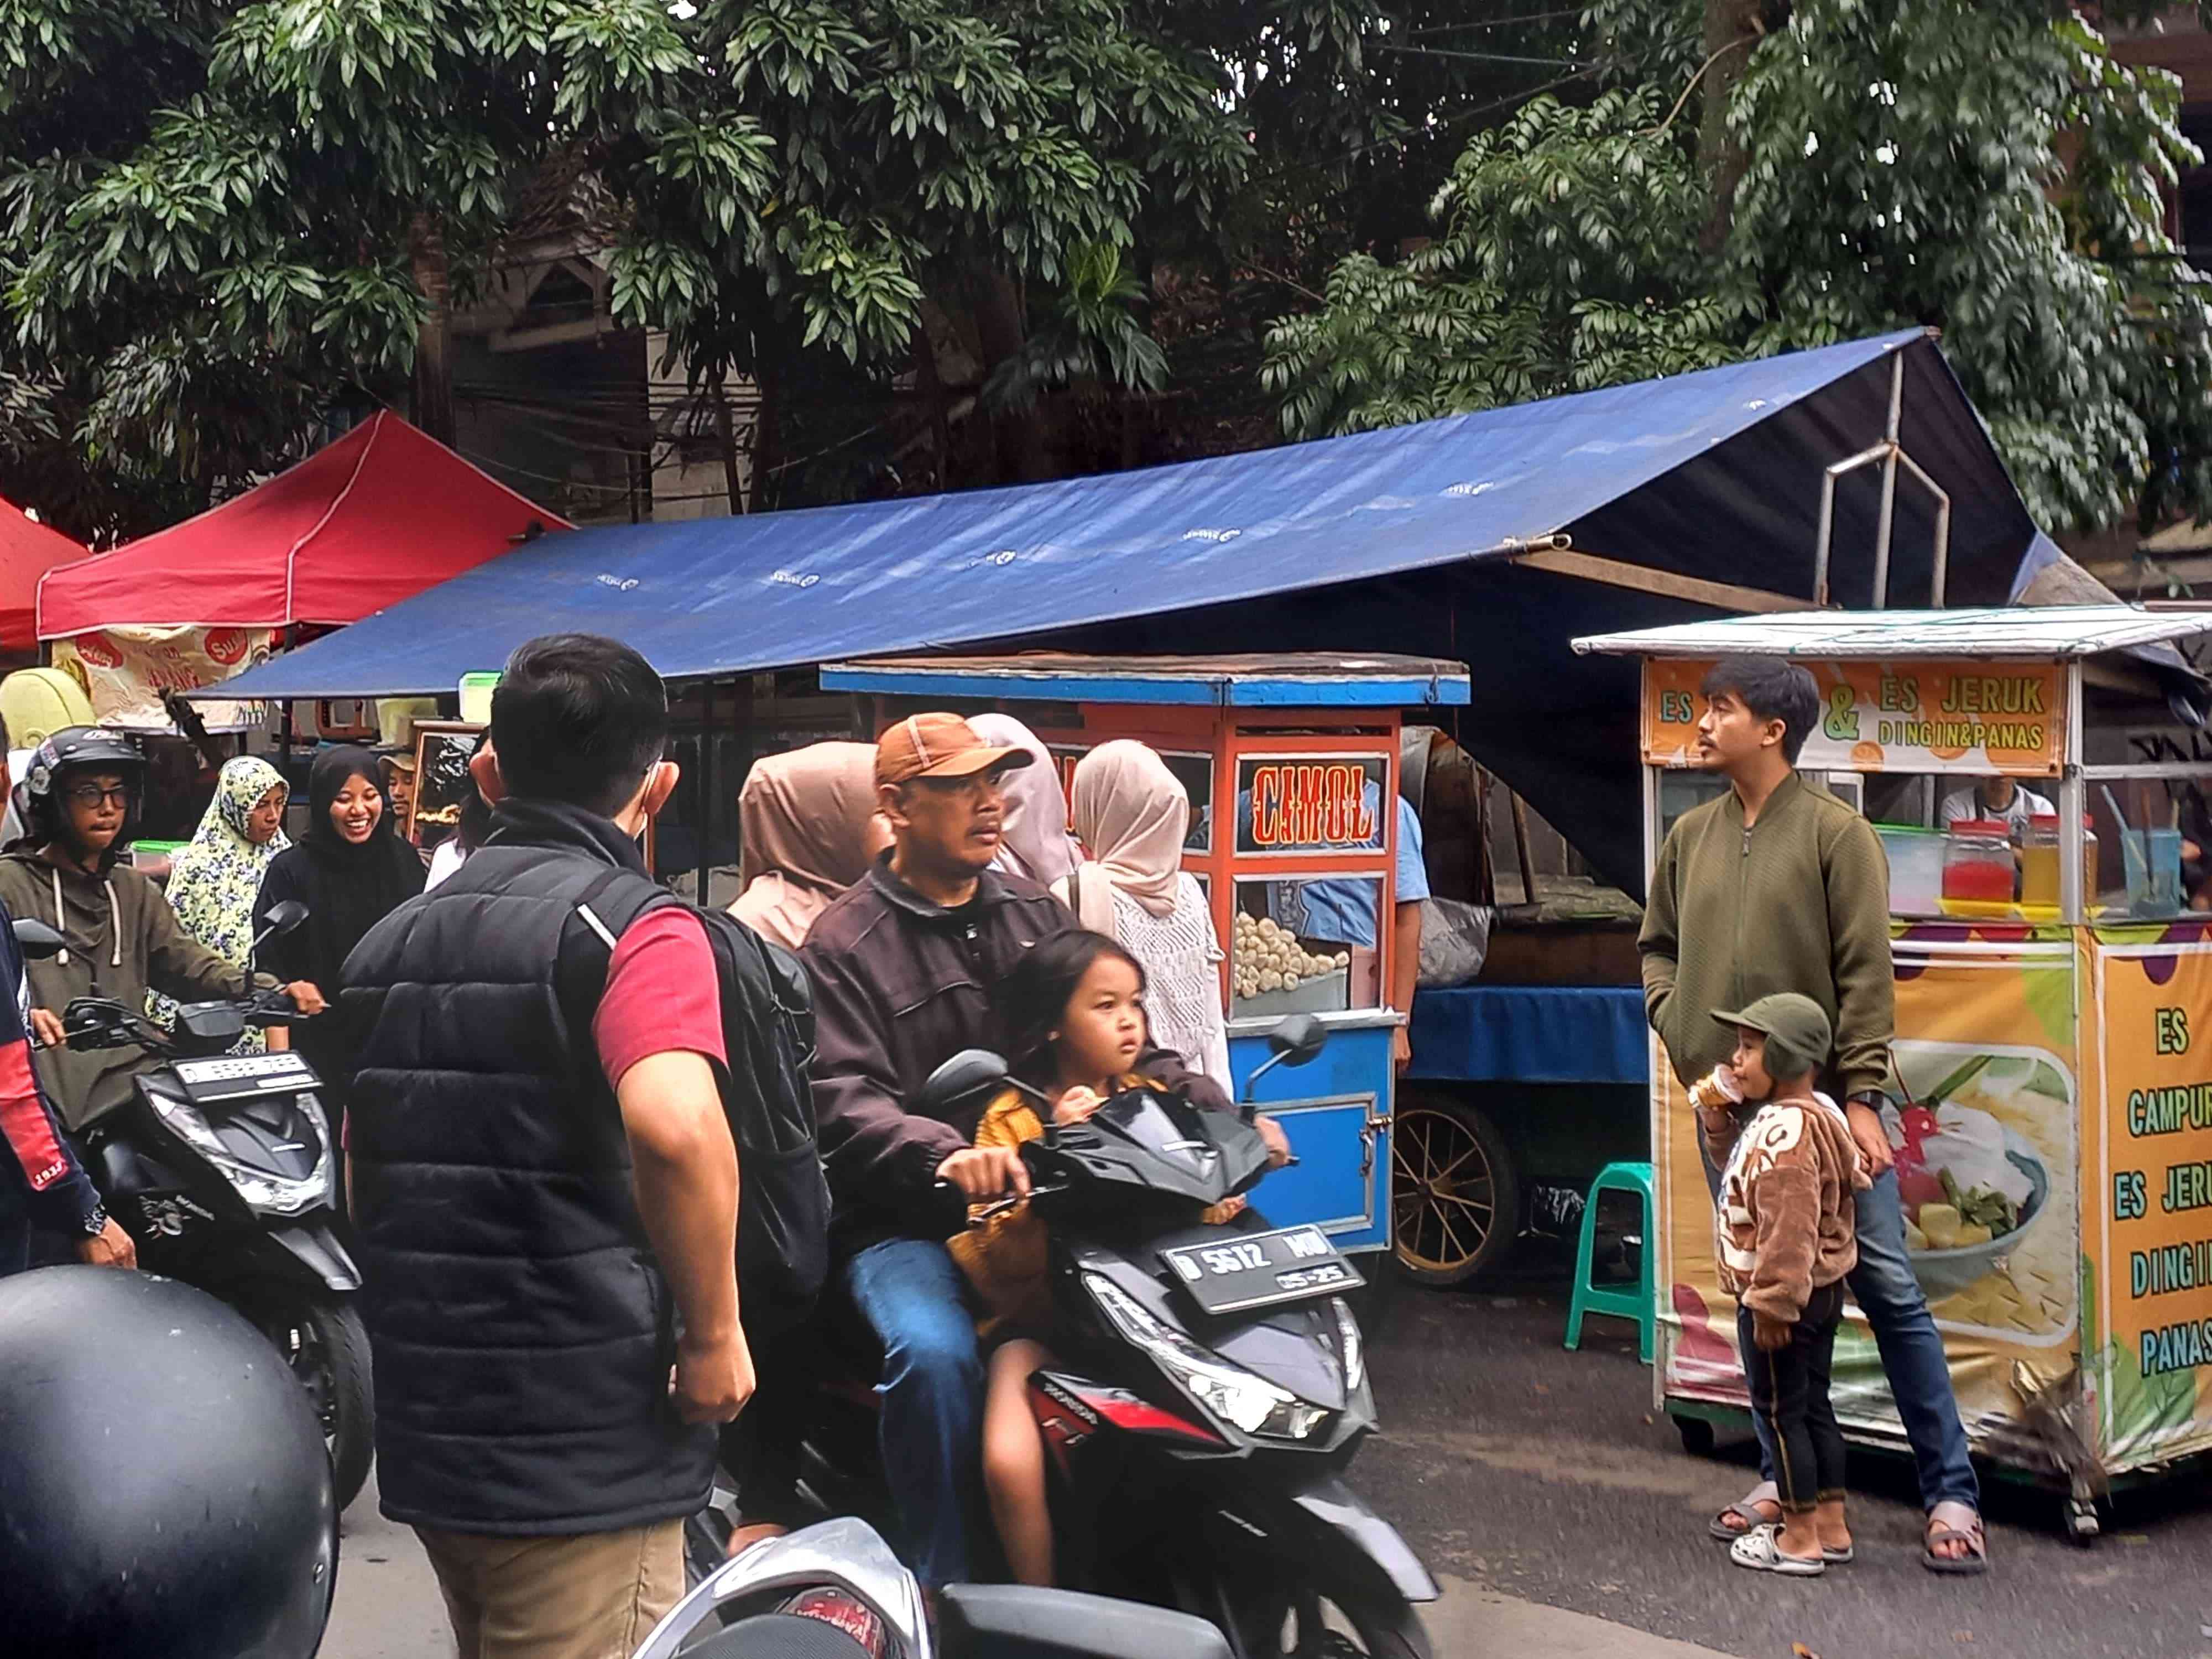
[{"xmin": 341, "ymin": 800, "xmax": 714, "ymax": 1534}]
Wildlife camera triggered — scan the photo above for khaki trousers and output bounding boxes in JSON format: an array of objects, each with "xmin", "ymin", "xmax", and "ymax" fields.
[{"xmin": 415, "ymin": 1518, "xmax": 685, "ymax": 1659}]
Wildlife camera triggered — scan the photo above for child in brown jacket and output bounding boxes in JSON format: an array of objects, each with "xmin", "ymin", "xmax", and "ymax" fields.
[{"xmin": 1693, "ymin": 992, "xmax": 1868, "ymax": 1577}]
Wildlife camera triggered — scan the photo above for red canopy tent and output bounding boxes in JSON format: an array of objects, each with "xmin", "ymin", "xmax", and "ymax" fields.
[
  {"xmin": 36, "ymin": 411, "xmax": 569, "ymax": 639},
  {"xmin": 1, "ymin": 493, "xmax": 86, "ymax": 653}
]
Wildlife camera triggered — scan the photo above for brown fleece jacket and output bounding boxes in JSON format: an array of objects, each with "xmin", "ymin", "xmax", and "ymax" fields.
[{"xmin": 1709, "ymin": 1091, "xmax": 1864, "ymax": 1323}]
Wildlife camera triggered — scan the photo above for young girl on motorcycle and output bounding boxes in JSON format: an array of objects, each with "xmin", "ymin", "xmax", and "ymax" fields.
[{"xmin": 950, "ymin": 929, "xmax": 1243, "ymax": 1587}]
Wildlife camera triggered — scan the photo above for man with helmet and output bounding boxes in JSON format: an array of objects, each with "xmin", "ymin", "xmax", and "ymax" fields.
[{"xmin": 0, "ymin": 727, "xmax": 324, "ymax": 1133}]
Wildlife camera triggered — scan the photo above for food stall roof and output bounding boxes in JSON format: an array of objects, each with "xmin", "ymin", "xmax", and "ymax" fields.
[
  {"xmin": 1572, "ymin": 606, "xmax": 2212, "ymax": 662},
  {"xmin": 819, "ymin": 653, "xmax": 1471, "ymax": 708}
]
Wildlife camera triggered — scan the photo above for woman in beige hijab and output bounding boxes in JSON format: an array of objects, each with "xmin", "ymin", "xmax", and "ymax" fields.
[
  {"xmin": 1056, "ymin": 739, "xmax": 1230, "ymax": 1082},
  {"xmin": 728, "ymin": 742, "xmax": 889, "ymax": 950},
  {"xmin": 970, "ymin": 712, "xmax": 1080, "ymax": 891}
]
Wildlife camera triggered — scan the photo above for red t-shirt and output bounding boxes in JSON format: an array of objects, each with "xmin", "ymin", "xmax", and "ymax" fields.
[{"xmin": 594, "ymin": 907, "xmax": 727, "ymax": 1088}]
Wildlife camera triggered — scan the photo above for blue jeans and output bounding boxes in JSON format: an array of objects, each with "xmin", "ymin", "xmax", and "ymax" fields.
[
  {"xmin": 844, "ymin": 1237, "xmax": 986, "ymax": 1589},
  {"xmin": 1700, "ymin": 1151, "xmax": 1979, "ymax": 1512}
]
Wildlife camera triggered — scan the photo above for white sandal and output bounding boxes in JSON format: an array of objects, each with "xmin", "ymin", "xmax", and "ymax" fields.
[{"xmin": 1730, "ymin": 1522, "xmax": 1826, "ymax": 1577}]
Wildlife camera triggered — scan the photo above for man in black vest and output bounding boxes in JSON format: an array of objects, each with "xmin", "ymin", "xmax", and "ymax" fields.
[{"xmin": 344, "ymin": 634, "xmax": 750, "ymax": 1659}]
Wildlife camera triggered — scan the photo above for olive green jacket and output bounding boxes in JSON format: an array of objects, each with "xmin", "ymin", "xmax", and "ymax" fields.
[{"xmin": 1637, "ymin": 771, "xmax": 1895, "ymax": 1101}]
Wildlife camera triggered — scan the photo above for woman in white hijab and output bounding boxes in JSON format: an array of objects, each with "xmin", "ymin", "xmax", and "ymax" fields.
[
  {"xmin": 1055, "ymin": 739, "xmax": 1230, "ymax": 1083},
  {"xmin": 970, "ymin": 713, "xmax": 1081, "ymax": 891}
]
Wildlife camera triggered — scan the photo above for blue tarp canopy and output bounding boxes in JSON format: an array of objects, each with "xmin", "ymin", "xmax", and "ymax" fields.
[{"xmin": 207, "ymin": 327, "xmax": 2042, "ymax": 889}]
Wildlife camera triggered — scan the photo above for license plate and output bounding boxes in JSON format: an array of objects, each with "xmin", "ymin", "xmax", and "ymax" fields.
[{"xmin": 1159, "ymin": 1224, "xmax": 1365, "ymax": 1316}]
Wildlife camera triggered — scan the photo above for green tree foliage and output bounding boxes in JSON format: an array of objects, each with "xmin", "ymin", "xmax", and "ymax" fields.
[
  {"xmin": 1265, "ymin": 1, "xmax": 2212, "ymax": 535},
  {"xmin": 0, "ymin": 0, "xmax": 1246, "ymax": 536}
]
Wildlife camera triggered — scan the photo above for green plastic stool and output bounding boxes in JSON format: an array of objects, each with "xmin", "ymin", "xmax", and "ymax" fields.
[{"xmin": 1564, "ymin": 1160, "xmax": 1655, "ymax": 1365}]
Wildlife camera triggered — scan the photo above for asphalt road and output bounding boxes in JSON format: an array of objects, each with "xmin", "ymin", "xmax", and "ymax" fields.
[{"xmin": 1350, "ymin": 1254, "xmax": 2212, "ymax": 1659}]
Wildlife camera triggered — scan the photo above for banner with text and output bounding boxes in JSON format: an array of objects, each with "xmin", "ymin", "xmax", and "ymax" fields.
[
  {"xmin": 2089, "ymin": 928, "xmax": 2212, "ymax": 1469},
  {"xmin": 1642, "ymin": 659, "xmax": 2064, "ymax": 777}
]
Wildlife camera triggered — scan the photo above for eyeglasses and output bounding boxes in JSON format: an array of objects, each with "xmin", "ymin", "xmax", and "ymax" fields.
[{"xmin": 64, "ymin": 785, "xmax": 131, "ymax": 809}]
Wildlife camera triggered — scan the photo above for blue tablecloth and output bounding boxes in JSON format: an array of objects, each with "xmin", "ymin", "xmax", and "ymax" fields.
[{"xmin": 1406, "ymin": 985, "xmax": 1648, "ymax": 1086}]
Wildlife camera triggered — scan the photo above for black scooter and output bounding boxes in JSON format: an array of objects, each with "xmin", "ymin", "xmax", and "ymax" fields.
[
  {"xmin": 15, "ymin": 905, "xmax": 373, "ymax": 1510},
  {"xmin": 724, "ymin": 1018, "xmax": 1437, "ymax": 1659}
]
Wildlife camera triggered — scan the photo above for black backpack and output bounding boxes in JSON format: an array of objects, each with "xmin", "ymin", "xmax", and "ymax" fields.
[{"xmin": 569, "ymin": 867, "xmax": 830, "ymax": 1339}]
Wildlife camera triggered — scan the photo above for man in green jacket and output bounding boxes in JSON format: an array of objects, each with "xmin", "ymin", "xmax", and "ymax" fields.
[{"xmin": 1640, "ymin": 657, "xmax": 1988, "ymax": 1575}]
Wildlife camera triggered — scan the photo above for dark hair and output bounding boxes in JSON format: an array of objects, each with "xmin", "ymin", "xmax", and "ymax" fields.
[
  {"xmin": 1700, "ymin": 656, "xmax": 1820, "ymax": 764},
  {"xmin": 456, "ymin": 781, "xmax": 494, "ymax": 853},
  {"xmin": 999, "ymin": 929, "xmax": 1147, "ymax": 1086},
  {"xmin": 490, "ymin": 634, "xmax": 669, "ymax": 817}
]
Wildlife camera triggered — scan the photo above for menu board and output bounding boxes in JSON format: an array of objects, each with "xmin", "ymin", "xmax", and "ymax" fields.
[
  {"xmin": 408, "ymin": 722, "xmax": 483, "ymax": 848},
  {"xmin": 1643, "ymin": 658, "xmax": 2064, "ymax": 777}
]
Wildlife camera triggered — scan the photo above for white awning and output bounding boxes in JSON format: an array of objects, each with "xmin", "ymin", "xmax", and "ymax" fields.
[{"xmin": 1573, "ymin": 606, "xmax": 2212, "ymax": 661}]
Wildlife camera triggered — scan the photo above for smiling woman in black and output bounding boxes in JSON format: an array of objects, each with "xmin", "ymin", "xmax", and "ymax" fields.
[{"xmin": 255, "ymin": 746, "xmax": 426, "ymax": 1150}]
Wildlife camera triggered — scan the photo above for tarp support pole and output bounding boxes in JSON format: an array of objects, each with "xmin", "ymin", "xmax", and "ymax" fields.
[
  {"xmin": 1893, "ymin": 447, "xmax": 1952, "ymax": 606},
  {"xmin": 696, "ymin": 677, "xmax": 716, "ymax": 899},
  {"xmin": 1871, "ymin": 354, "xmax": 1906, "ymax": 609},
  {"xmin": 1814, "ymin": 440, "xmax": 1890, "ymax": 606},
  {"xmin": 1520, "ymin": 548, "xmax": 1801, "ymax": 614}
]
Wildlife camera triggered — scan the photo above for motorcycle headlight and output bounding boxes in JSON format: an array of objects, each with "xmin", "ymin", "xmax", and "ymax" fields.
[
  {"xmin": 1332, "ymin": 1296, "xmax": 1364, "ymax": 1392},
  {"xmin": 1084, "ymin": 1273, "xmax": 1328, "ymax": 1441},
  {"xmin": 146, "ymin": 1091, "xmax": 332, "ymax": 1217}
]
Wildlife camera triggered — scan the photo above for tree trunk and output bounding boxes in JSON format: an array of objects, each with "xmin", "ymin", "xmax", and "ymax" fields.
[
  {"xmin": 1698, "ymin": 0, "xmax": 1770, "ymax": 254},
  {"xmin": 409, "ymin": 214, "xmax": 456, "ymax": 446},
  {"xmin": 750, "ymin": 357, "xmax": 781, "ymax": 515},
  {"xmin": 712, "ymin": 371, "xmax": 745, "ymax": 515},
  {"xmin": 966, "ymin": 270, "xmax": 1052, "ymax": 483}
]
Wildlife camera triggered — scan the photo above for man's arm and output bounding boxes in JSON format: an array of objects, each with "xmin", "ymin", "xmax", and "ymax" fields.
[
  {"xmin": 619, "ymin": 1050, "xmax": 749, "ymax": 1423},
  {"xmin": 1825, "ymin": 817, "xmax": 1897, "ymax": 1146},
  {"xmin": 804, "ymin": 941, "xmax": 969, "ymax": 1228},
  {"xmin": 1636, "ymin": 828, "xmax": 1682, "ymax": 1029},
  {"xmin": 145, "ymin": 877, "xmax": 263, "ymax": 1001},
  {"xmin": 1, "ymin": 953, "xmax": 132, "ymax": 1267},
  {"xmin": 1390, "ymin": 797, "xmax": 1430, "ymax": 1074}
]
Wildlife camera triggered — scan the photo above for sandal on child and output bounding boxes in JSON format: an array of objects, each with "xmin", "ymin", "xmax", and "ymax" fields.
[
  {"xmin": 1730, "ymin": 1524, "xmax": 1826, "ymax": 1577},
  {"xmin": 1709, "ymin": 1481, "xmax": 1782, "ymax": 1541},
  {"xmin": 1922, "ymin": 1501, "xmax": 1990, "ymax": 1575}
]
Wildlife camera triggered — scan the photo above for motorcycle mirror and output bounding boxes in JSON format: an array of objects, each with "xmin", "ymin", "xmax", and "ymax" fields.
[
  {"xmin": 263, "ymin": 900, "xmax": 311, "ymax": 935},
  {"xmin": 1266, "ymin": 1013, "xmax": 1327, "ymax": 1067},
  {"xmin": 916, "ymin": 1048, "xmax": 1011, "ymax": 1116},
  {"xmin": 11, "ymin": 917, "xmax": 66, "ymax": 959},
  {"xmin": 935, "ymin": 1585, "xmax": 1232, "ymax": 1659}
]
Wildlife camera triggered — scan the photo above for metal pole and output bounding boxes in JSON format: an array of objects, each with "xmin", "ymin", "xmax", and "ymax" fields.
[
  {"xmin": 2060, "ymin": 661, "xmax": 2085, "ymax": 925},
  {"xmin": 695, "ymin": 677, "xmax": 715, "ymax": 902},
  {"xmin": 1870, "ymin": 355, "xmax": 1906, "ymax": 609},
  {"xmin": 1894, "ymin": 448, "xmax": 1952, "ymax": 607},
  {"xmin": 1813, "ymin": 471, "xmax": 1838, "ymax": 607}
]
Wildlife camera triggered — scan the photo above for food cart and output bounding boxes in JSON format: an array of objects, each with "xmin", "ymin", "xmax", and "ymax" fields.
[
  {"xmin": 1575, "ymin": 607, "xmax": 2212, "ymax": 1532},
  {"xmin": 819, "ymin": 653, "xmax": 1472, "ymax": 1255}
]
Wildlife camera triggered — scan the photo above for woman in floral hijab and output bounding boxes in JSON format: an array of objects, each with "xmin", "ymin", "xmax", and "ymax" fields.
[{"xmin": 150, "ymin": 755, "xmax": 290, "ymax": 1053}]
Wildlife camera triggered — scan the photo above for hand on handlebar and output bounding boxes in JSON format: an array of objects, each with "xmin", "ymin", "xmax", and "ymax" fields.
[
  {"xmin": 77, "ymin": 1217, "xmax": 137, "ymax": 1271},
  {"xmin": 936, "ymin": 1145, "xmax": 1030, "ymax": 1201},
  {"xmin": 281, "ymin": 981, "xmax": 327, "ymax": 1017},
  {"xmin": 29, "ymin": 1008, "xmax": 65, "ymax": 1050},
  {"xmin": 1256, "ymin": 1114, "xmax": 1292, "ymax": 1169}
]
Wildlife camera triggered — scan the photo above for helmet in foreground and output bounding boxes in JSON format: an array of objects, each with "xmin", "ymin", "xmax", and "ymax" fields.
[{"xmin": 0, "ymin": 1267, "xmax": 337, "ymax": 1658}]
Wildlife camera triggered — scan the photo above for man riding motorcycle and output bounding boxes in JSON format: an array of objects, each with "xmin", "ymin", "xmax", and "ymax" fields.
[
  {"xmin": 800, "ymin": 713, "xmax": 1287, "ymax": 1589},
  {"xmin": 0, "ymin": 728, "xmax": 321, "ymax": 1131}
]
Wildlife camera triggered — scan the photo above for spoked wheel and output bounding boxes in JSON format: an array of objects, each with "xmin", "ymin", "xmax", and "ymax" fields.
[
  {"xmin": 252, "ymin": 1293, "xmax": 374, "ymax": 1513},
  {"xmin": 1234, "ymin": 1583, "xmax": 1433, "ymax": 1659},
  {"xmin": 1390, "ymin": 1098, "xmax": 1517, "ymax": 1286}
]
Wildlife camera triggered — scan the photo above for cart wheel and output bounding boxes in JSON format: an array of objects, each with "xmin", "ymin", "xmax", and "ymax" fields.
[
  {"xmin": 1674, "ymin": 1415, "xmax": 1717, "ymax": 1457},
  {"xmin": 1390, "ymin": 1098, "xmax": 1518, "ymax": 1286},
  {"xmin": 2064, "ymin": 1496, "xmax": 2101, "ymax": 1546}
]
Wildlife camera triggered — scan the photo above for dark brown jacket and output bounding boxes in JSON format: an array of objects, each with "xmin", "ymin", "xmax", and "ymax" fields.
[{"xmin": 802, "ymin": 857, "xmax": 1227, "ymax": 1251}]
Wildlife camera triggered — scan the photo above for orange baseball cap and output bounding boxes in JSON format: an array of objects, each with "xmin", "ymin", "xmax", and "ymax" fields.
[{"xmin": 875, "ymin": 712, "xmax": 1035, "ymax": 789}]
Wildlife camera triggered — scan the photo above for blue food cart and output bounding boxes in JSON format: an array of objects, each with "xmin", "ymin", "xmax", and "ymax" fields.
[{"xmin": 820, "ymin": 652, "xmax": 1472, "ymax": 1254}]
